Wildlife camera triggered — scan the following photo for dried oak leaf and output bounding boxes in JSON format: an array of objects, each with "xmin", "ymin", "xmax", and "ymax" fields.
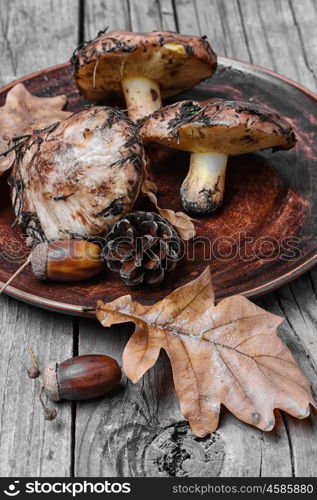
[
  {"xmin": 96, "ymin": 266, "xmax": 316, "ymax": 437},
  {"xmin": 141, "ymin": 173, "xmax": 196, "ymax": 241},
  {"xmin": 0, "ymin": 83, "xmax": 72, "ymax": 173}
]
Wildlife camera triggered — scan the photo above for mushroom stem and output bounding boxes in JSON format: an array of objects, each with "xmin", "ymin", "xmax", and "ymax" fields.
[
  {"xmin": 122, "ymin": 76, "xmax": 162, "ymax": 121},
  {"xmin": 180, "ymin": 152, "xmax": 228, "ymax": 214}
]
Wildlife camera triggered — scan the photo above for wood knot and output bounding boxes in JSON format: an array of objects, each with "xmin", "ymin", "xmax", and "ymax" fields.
[
  {"xmin": 143, "ymin": 421, "xmax": 225, "ymax": 477},
  {"xmin": 104, "ymin": 420, "xmax": 225, "ymax": 476}
]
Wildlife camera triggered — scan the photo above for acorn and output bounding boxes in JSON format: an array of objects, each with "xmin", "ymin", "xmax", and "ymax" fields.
[
  {"xmin": 27, "ymin": 347, "xmax": 40, "ymax": 379},
  {"xmin": 31, "ymin": 239, "xmax": 103, "ymax": 282},
  {"xmin": 28, "ymin": 365, "xmax": 40, "ymax": 379},
  {"xmin": 0, "ymin": 239, "xmax": 103, "ymax": 293},
  {"xmin": 43, "ymin": 354, "xmax": 122, "ymax": 401}
]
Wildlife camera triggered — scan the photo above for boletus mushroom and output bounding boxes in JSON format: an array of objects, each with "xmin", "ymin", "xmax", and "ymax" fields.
[
  {"xmin": 10, "ymin": 107, "xmax": 144, "ymax": 244},
  {"xmin": 72, "ymin": 30, "xmax": 217, "ymax": 121},
  {"xmin": 140, "ymin": 100, "xmax": 296, "ymax": 214}
]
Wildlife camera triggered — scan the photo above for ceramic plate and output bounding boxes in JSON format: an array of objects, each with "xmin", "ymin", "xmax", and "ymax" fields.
[{"xmin": 0, "ymin": 57, "xmax": 316, "ymax": 315}]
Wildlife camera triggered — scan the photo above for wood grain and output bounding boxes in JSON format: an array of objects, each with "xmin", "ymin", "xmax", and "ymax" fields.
[
  {"xmin": 129, "ymin": 0, "xmax": 176, "ymax": 31},
  {"xmin": 0, "ymin": 296, "xmax": 73, "ymax": 476},
  {"xmin": 73, "ymin": 0, "xmax": 317, "ymax": 478},
  {"xmin": 0, "ymin": 0, "xmax": 78, "ymax": 477},
  {"xmin": 84, "ymin": 0, "xmax": 130, "ymax": 38},
  {"xmin": 0, "ymin": 0, "xmax": 79, "ymax": 86},
  {"xmin": 76, "ymin": 318, "xmax": 297, "ymax": 477},
  {"xmin": 237, "ymin": 0, "xmax": 316, "ymax": 89}
]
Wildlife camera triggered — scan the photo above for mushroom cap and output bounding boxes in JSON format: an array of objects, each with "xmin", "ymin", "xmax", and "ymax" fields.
[
  {"xmin": 72, "ymin": 30, "xmax": 217, "ymax": 101},
  {"xmin": 11, "ymin": 107, "xmax": 144, "ymax": 243},
  {"xmin": 140, "ymin": 99, "xmax": 296, "ymax": 155}
]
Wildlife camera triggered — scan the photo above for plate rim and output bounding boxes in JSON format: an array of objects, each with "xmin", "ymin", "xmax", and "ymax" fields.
[{"xmin": 1, "ymin": 57, "xmax": 317, "ymax": 317}]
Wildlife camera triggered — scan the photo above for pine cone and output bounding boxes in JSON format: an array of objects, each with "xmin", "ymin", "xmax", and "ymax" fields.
[{"xmin": 104, "ymin": 211, "xmax": 182, "ymax": 286}]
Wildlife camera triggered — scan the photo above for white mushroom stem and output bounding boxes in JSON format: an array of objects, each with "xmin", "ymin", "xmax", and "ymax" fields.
[
  {"xmin": 122, "ymin": 76, "xmax": 162, "ymax": 121},
  {"xmin": 180, "ymin": 152, "xmax": 228, "ymax": 214}
]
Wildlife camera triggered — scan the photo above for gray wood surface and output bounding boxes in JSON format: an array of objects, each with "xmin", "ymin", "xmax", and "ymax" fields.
[
  {"xmin": 0, "ymin": 0, "xmax": 316, "ymax": 478},
  {"xmin": 0, "ymin": 0, "xmax": 79, "ymax": 87},
  {"xmin": 0, "ymin": 0, "xmax": 79, "ymax": 476}
]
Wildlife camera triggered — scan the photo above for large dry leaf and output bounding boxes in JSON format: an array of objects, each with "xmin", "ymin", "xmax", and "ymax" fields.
[
  {"xmin": 97, "ymin": 266, "xmax": 316, "ymax": 437},
  {"xmin": 0, "ymin": 83, "xmax": 72, "ymax": 173},
  {"xmin": 141, "ymin": 173, "xmax": 196, "ymax": 241}
]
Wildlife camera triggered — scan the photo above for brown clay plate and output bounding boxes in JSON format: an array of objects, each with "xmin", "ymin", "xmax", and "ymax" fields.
[{"xmin": 0, "ymin": 57, "xmax": 316, "ymax": 316}]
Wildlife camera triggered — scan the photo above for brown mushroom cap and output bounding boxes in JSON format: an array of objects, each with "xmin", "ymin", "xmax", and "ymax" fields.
[
  {"xmin": 140, "ymin": 100, "xmax": 296, "ymax": 155},
  {"xmin": 72, "ymin": 30, "xmax": 217, "ymax": 101},
  {"xmin": 11, "ymin": 107, "xmax": 144, "ymax": 243}
]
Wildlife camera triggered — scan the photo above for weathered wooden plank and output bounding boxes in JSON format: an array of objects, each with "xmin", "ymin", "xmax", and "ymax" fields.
[
  {"xmin": 173, "ymin": 0, "xmax": 314, "ymax": 478},
  {"xmin": 84, "ymin": 0, "xmax": 130, "ymax": 39},
  {"xmin": 158, "ymin": 0, "xmax": 177, "ymax": 31},
  {"xmin": 128, "ymin": 0, "xmax": 161, "ymax": 31},
  {"xmin": 289, "ymin": 0, "xmax": 317, "ymax": 86},
  {"xmin": 74, "ymin": 0, "xmax": 317, "ymax": 478},
  {"xmin": 237, "ymin": 0, "xmax": 316, "ymax": 89},
  {"xmin": 75, "ymin": 317, "xmax": 295, "ymax": 477},
  {"xmin": 129, "ymin": 0, "xmax": 176, "ymax": 31},
  {"xmin": 77, "ymin": 0, "xmax": 178, "ymax": 477},
  {"xmin": 172, "ymin": 0, "xmax": 200, "ymax": 35},
  {"xmin": 83, "ymin": 0, "xmax": 177, "ymax": 58},
  {"xmin": 174, "ymin": 0, "xmax": 317, "ymax": 89},
  {"xmin": 230, "ymin": 0, "xmax": 317, "ymax": 478},
  {"xmin": 175, "ymin": 0, "xmax": 250, "ymax": 61},
  {"xmin": 256, "ymin": 287, "xmax": 317, "ymax": 477},
  {"xmin": 0, "ymin": 0, "xmax": 79, "ymax": 86},
  {"xmin": 0, "ymin": 296, "xmax": 74, "ymax": 476},
  {"xmin": 0, "ymin": 0, "xmax": 79, "ymax": 476}
]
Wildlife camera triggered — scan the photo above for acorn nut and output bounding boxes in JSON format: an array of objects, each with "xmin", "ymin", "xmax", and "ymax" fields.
[
  {"xmin": 31, "ymin": 239, "xmax": 103, "ymax": 282},
  {"xmin": 0, "ymin": 239, "xmax": 104, "ymax": 294},
  {"xmin": 43, "ymin": 354, "xmax": 122, "ymax": 401}
]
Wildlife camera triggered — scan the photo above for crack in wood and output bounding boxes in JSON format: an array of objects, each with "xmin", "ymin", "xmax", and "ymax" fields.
[
  {"xmin": 288, "ymin": 0, "xmax": 317, "ymax": 85},
  {"xmin": 236, "ymin": 0, "xmax": 253, "ymax": 63},
  {"xmin": 281, "ymin": 413, "xmax": 295, "ymax": 477},
  {"xmin": 275, "ymin": 290, "xmax": 317, "ymax": 378}
]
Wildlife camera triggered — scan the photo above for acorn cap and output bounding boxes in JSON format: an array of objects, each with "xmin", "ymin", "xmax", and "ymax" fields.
[
  {"xmin": 43, "ymin": 362, "xmax": 60, "ymax": 401},
  {"xmin": 31, "ymin": 242, "xmax": 49, "ymax": 280},
  {"xmin": 140, "ymin": 99, "xmax": 296, "ymax": 155},
  {"xmin": 72, "ymin": 30, "xmax": 217, "ymax": 101}
]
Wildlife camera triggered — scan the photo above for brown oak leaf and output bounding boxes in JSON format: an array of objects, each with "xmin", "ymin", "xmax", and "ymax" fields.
[
  {"xmin": 0, "ymin": 83, "xmax": 72, "ymax": 173},
  {"xmin": 141, "ymin": 172, "xmax": 196, "ymax": 241},
  {"xmin": 96, "ymin": 266, "xmax": 316, "ymax": 437}
]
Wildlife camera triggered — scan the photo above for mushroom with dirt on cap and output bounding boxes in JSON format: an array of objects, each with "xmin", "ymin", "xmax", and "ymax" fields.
[
  {"xmin": 139, "ymin": 100, "xmax": 296, "ymax": 214},
  {"xmin": 72, "ymin": 30, "xmax": 217, "ymax": 121},
  {"xmin": 10, "ymin": 106, "xmax": 145, "ymax": 245}
]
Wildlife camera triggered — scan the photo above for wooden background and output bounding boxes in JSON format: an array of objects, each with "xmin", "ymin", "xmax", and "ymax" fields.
[{"xmin": 0, "ymin": 0, "xmax": 317, "ymax": 477}]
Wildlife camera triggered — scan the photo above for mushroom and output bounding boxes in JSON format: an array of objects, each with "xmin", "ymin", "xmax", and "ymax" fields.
[
  {"xmin": 72, "ymin": 30, "xmax": 217, "ymax": 121},
  {"xmin": 10, "ymin": 107, "xmax": 144, "ymax": 244},
  {"xmin": 140, "ymin": 100, "xmax": 296, "ymax": 214}
]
